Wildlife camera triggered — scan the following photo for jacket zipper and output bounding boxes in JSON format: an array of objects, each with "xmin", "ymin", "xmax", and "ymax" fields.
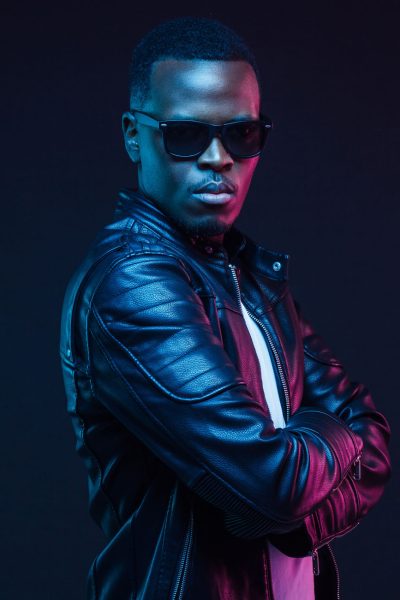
[
  {"xmin": 327, "ymin": 543, "xmax": 340, "ymax": 600},
  {"xmin": 228, "ymin": 263, "xmax": 290, "ymax": 422},
  {"xmin": 311, "ymin": 535, "xmax": 346, "ymax": 599},
  {"xmin": 170, "ymin": 508, "xmax": 194, "ymax": 600},
  {"xmin": 229, "ymin": 262, "xmax": 346, "ymax": 599}
]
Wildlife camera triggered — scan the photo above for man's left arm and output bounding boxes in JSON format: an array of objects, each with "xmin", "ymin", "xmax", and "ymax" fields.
[{"xmin": 267, "ymin": 302, "xmax": 392, "ymax": 556}]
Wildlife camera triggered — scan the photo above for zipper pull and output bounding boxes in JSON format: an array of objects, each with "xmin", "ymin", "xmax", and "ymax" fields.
[
  {"xmin": 228, "ymin": 262, "xmax": 240, "ymax": 275},
  {"xmin": 352, "ymin": 454, "xmax": 362, "ymax": 480},
  {"xmin": 312, "ymin": 549, "xmax": 320, "ymax": 576}
]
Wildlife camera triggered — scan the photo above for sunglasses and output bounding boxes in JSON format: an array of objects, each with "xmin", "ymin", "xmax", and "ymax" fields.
[{"xmin": 129, "ymin": 109, "xmax": 273, "ymax": 159}]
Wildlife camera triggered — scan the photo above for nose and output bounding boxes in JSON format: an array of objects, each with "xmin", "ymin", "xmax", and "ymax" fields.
[{"xmin": 197, "ymin": 136, "xmax": 234, "ymax": 171}]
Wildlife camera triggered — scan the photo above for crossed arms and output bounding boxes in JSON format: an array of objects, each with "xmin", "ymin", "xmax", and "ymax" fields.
[{"xmin": 88, "ymin": 253, "xmax": 391, "ymax": 554}]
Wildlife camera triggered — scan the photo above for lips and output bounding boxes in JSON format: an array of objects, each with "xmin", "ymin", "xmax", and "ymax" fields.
[{"xmin": 193, "ymin": 181, "xmax": 236, "ymax": 194}]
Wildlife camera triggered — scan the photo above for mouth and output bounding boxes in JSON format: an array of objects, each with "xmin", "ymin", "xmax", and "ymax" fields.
[
  {"xmin": 192, "ymin": 181, "xmax": 236, "ymax": 205},
  {"xmin": 191, "ymin": 192, "xmax": 234, "ymax": 205}
]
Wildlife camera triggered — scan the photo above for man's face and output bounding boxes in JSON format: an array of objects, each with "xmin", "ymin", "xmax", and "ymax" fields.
[{"xmin": 123, "ymin": 59, "xmax": 261, "ymax": 241}]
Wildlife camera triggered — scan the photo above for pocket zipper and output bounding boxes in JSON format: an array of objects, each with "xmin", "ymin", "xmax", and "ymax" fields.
[{"xmin": 170, "ymin": 509, "xmax": 194, "ymax": 600}]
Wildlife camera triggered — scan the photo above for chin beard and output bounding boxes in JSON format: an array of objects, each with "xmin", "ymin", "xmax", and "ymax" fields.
[
  {"xmin": 139, "ymin": 189, "xmax": 232, "ymax": 239},
  {"xmin": 167, "ymin": 211, "xmax": 231, "ymax": 239}
]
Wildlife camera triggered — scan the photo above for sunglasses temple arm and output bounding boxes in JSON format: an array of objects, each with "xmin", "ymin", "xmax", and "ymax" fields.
[{"xmin": 131, "ymin": 111, "xmax": 161, "ymax": 129}]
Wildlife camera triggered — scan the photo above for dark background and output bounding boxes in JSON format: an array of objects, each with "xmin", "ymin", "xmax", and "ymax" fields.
[{"xmin": 2, "ymin": 1, "xmax": 399, "ymax": 598}]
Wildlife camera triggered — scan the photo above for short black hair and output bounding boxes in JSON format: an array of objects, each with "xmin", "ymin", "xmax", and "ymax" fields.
[{"xmin": 129, "ymin": 16, "xmax": 262, "ymax": 108}]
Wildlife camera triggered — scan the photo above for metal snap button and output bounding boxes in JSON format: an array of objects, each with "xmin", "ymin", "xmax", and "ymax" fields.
[
  {"xmin": 204, "ymin": 245, "xmax": 214, "ymax": 254},
  {"xmin": 272, "ymin": 261, "xmax": 281, "ymax": 271}
]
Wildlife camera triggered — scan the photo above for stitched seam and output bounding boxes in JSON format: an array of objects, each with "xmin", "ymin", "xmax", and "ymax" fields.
[
  {"xmin": 89, "ymin": 329, "xmax": 288, "ymax": 526},
  {"xmin": 313, "ymin": 505, "xmax": 323, "ymax": 541},
  {"xmin": 347, "ymin": 473, "xmax": 361, "ymax": 518},
  {"xmin": 67, "ymin": 246, "xmax": 127, "ymax": 367},
  {"xmin": 293, "ymin": 423, "xmax": 354, "ymax": 488},
  {"xmin": 183, "ymin": 511, "xmax": 195, "ymax": 599},
  {"xmin": 303, "ymin": 347, "xmax": 343, "ymax": 367},
  {"xmin": 154, "ymin": 488, "xmax": 175, "ymax": 599},
  {"xmin": 94, "ymin": 253, "xmax": 194, "ymax": 299},
  {"xmin": 316, "ymin": 517, "xmax": 361, "ymax": 548},
  {"xmin": 91, "ymin": 305, "xmax": 246, "ymax": 403},
  {"xmin": 215, "ymin": 302, "xmax": 241, "ymax": 314},
  {"xmin": 268, "ymin": 284, "xmax": 290, "ymax": 306},
  {"xmin": 298, "ymin": 409, "xmax": 360, "ymax": 456},
  {"xmin": 242, "ymin": 285, "xmax": 290, "ymax": 314}
]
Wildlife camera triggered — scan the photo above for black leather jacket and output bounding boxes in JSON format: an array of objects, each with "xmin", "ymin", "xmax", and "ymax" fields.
[{"xmin": 60, "ymin": 189, "xmax": 391, "ymax": 600}]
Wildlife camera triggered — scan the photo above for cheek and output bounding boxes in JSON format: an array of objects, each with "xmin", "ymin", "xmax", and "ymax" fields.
[
  {"xmin": 140, "ymin": 152, "xmax": 195, "ymax": 199},
  {"xmin": 235, "ymin": 159, "xmax": 259, "ymax": 190},
  {"xmin": 140, "ymin": 138, "xmax": 164, "ymax": 171},
  {"xmin": 140, "ymin": 137, "xmax": 192, "ymax": 184}
]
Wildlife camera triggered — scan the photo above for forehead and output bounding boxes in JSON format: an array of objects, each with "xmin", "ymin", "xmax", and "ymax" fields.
[{"xmin": 145, "ymin": 59, "xmax": 260, "ymax": 120}]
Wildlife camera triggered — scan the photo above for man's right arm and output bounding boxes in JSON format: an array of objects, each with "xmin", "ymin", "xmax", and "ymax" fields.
[{"xmin": 87, "ymin": 253, "xmax": 362, "ymax": 536}]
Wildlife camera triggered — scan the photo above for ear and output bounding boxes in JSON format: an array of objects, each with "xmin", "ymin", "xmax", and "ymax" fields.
[{"xmin": 122, "ymin": 111, "xmax": 140, "ymax": 163}]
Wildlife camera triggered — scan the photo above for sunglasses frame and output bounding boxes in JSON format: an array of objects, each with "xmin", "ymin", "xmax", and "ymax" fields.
[{"xmin": 129, "ymin": 109, "xmax": 273, "ymax": 159}]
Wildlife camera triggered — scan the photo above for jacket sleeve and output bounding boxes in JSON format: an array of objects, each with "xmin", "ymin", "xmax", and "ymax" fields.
[
  {"xmin": 87, "ymin": 253, "xmax": 363, "ymax": 537},
  {"xmin": 267, "ymin": 303, "xmax": 392, "ymax": 555}
]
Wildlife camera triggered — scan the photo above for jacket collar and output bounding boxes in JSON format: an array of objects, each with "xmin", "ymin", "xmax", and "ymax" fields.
[{"xmin": 115, "ymin": 188, "xmax": 290, "ymax": 281}]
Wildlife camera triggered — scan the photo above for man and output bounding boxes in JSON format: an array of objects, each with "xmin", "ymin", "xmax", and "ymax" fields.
[{"xmin": 60, "ymin": 17, "xmax": 391, "ymax": 600}]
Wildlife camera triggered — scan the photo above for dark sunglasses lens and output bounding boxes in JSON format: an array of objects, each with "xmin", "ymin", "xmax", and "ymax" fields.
[
  {"xmin": 164, "ymin": 123, "xmax": 209, "ymax": 157},
  {"xmin": 224, "ymin": 122, "xmax": 266, "ymax": 157}
]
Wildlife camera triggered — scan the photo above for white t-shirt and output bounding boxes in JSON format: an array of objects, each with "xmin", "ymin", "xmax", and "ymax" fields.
[{"xmin": 240, "ymin": 300, "xmax": 315, "ymax": 600}]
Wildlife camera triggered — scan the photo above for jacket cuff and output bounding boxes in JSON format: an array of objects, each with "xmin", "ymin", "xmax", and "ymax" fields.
[
  {"xmin": 287, "ymin": 407, "xmax": 363, "ymax": 484},
  {"xmin": 267, "ymin": 470, "xmax": 362, "ymax": 557},
  {"xmin": 304, "ymin": 470, "xmax": 362, "ymax": 550}
]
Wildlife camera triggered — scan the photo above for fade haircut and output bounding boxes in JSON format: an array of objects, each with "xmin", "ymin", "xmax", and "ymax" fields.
[{"xmin": 129, "ymin": 16, "xmax": 262, "ymax": 109}]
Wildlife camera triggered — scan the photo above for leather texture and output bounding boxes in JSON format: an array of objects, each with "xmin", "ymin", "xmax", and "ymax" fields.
[{"xmin": 60, "ymin": 189, "xmax": 391, "ymax": 599}]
